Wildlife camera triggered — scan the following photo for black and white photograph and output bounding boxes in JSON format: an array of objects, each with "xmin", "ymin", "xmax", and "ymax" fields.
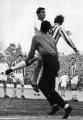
[{"xmin": 0, "ymin": 0, "xmax": 83, "ymax": 119}]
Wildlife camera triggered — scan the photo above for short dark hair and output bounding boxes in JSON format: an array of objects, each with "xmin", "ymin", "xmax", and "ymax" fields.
[
  {"xmin": 40, "ymin": 20, "xmax": 51, "ymax": 33},
  {"xmin": 36, "ymin": 7, "xmax": 45, "ymax": 15},
  {"xmin": 54, "ymin": 15, "xmax": 64, "ymax": 25}
]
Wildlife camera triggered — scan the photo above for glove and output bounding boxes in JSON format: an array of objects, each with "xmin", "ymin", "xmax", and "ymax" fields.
[{"xmin": 5, "ymin": 68, "xmax": 13, "ymax": 75}]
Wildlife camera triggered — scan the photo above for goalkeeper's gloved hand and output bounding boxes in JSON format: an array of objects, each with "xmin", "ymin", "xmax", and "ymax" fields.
[{"xmin": 5, "ymin": 68, "xmax": 13, "ymax": 75}]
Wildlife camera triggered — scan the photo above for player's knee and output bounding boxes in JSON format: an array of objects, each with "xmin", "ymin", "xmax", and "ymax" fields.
[
  {"xmin": 21, "ymin": 84, "xmax": 24, "ymax": 87},
  {"xmin": 3, "ymin": 81, "xmax": 7, "ymax": 88},
  {"xmin": 20, "ymin": 80, "xmax": 24, "ymax": 86},
  {"xmin": 14, "ymin": 82, "xmax": 17, "ymax": 88}
]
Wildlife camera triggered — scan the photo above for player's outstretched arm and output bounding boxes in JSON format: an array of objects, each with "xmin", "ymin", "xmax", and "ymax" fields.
[
  {"xmin": 5, "ymin": 61, "xmax": 26, "ymax": 75},
  {"xmin": 60, "ymin": 28, "xmax": 79, "ymax": 54}
]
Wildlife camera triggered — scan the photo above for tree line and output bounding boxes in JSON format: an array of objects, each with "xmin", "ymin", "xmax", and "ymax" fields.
[{"xmin": 0, "ymin": 43, "xmax": 83, "ymax": 86}]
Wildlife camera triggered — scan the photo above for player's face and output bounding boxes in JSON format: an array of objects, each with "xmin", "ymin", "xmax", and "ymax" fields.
[
  {"xmin": 71, "ymin": 59, "xmax": 76, "ymax": 65},
  {"xmin": 17, "ymin": 56, "xmax": 23, "ymax": 62},
  {"xmin": 38, "ymin": 10, "xmax": 46, "ymax": 20},
  {"xmin": 17, "ymin": 57, "xmax": 21, "ymax": 62}
]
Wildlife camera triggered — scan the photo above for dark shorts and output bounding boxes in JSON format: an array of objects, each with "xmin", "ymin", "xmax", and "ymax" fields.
[{"xmin": 42, "ymin": 54, "xmax": 60, "ymax": 75}]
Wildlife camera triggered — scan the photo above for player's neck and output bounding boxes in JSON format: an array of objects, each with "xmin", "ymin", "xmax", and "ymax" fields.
[{"xmin": 38, "ymin": 17, "xmax": 44, "ymax": 21}]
